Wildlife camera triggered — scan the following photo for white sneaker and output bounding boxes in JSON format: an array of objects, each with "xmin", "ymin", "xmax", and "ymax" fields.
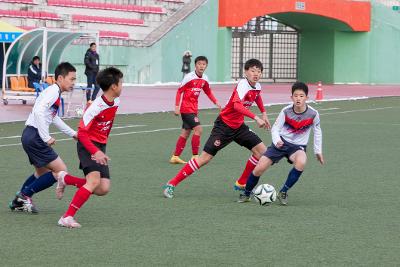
[
  {"xmin": 58, "ymin": 216, "xmax": 81, "ymax": 228},
  {"xmin": 55, "ymin": 171, "xmax": 67, "ymax": 200}
]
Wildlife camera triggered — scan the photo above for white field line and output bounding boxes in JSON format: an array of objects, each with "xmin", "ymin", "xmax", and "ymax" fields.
[
  {"xmin": 0, "ymin": 124, "xmax": 146, "ymax": 140},
  {"xmin": 0, "ymin": 106, "xmax": 397, "ymax": 148}
]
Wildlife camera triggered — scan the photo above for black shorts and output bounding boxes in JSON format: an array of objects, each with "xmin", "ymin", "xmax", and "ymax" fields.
[
  {"xmin": 181, "ymin": 113, "xmax": 200, "ymax": 129},
  {"xmin": 21, "ymin": 126, "xmax": 58, "ymax": 168},
  {"xmin": 264, "ymin": 138, "xmax": 307, "ymax": 164},
  {"xmin": 77, "ymin": 141, "xmax": 110, "ymax": 179},
  {"xmin": 203, "ymin": 116, "xmax": 262, "ymax": 156}
]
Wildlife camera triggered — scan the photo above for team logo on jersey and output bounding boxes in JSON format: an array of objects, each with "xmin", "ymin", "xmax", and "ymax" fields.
[
  {"xmin": 194, "ymin": 116, "xmax": 199, "ymax": 123},
  {"xmin": 214, "ymin": 139, "xmax": 221, "ymax": 147}
]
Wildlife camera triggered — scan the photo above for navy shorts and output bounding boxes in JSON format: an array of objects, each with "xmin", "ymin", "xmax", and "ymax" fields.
[
  {"xmin": 264, "ymin": 138, "xmax": 307, "ymax": 164},
  {"xmin": 181, "ymin": 113, "xmax": 200, "ymax": 129},
  {"xmin": 203, "ymin": 116, "xmax": 262, "ymax": 156},
  {"xmin": 21, "ymin": 126, "xmax": 59, "ymax": 168},
  {"xmin": 77, "ymin": 141, "xmax": 110, "ymax": 179}
]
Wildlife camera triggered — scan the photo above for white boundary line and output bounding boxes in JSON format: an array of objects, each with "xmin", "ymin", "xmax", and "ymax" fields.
[
  {"xmin": 0, "ymin": 106, "xmax": 398, "ymax": 148},
  {"xmin": 0, "ymin": 124, "xmax": 146, "ymax": 140}
]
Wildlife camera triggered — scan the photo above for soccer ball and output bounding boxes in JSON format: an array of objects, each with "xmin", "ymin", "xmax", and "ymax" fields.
[{"xmin": 253, "ymin": 184, "xmax": 277, "ymax": 206}]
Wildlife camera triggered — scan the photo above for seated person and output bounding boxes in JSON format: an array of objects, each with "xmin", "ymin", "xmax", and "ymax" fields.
[{"xmin": 27, "ymin": 56, "xmax": 42, "ymax": 89}]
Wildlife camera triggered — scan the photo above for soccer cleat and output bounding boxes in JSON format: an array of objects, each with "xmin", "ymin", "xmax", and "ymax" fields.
[
  {"xmin": 277, "ymin": 191, "xmax": 288, "ymax": 205},
  {"xmin": 169, "ymin": 155, "xmax": 187, "ymax": 164},
  {"xmin": 15, "ymin": 192, "xmax": 38, "ymax": 214},
  {"xmin": 55, "ymin": 171, "xmax": 67, "ymax": 200},
  {"xmin": 191, "ymin": 155, "xmax": 199, "ymax": 160},
  {"xmin": 58, "ymin": 216, "xmax": 82, "ymax": 229},
  {"xmin": 163, "ymin": 184, "xmax": 175, "ymax": 198},
  {"xmin": 9, "ymin": 196, "xmax": 24, "ymax": 212},
  {"xmin": 237, "ymin": 194, "xmax": 251, "ymax": 203},
  {"xmin": 233, "ymin": 181, "xmax": 245, "ymax": 192}
]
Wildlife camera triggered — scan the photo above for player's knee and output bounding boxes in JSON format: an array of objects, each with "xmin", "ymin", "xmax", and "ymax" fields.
[
  {"xmin": 193, "ymin": 128, "xmax": 202, "ymax": 136},
  {"xmin": 94, "ymin": 187, "xmax": 109, "ymax": 196},
  {"xmin": 294, "ymin": 157, "xmax": 307, "ymax": 170}
]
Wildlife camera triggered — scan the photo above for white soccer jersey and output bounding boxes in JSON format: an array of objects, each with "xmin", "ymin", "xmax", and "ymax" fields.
[
  {"xmin": 271, "ymin": 104, "xmax": 322, "ymax": 154},
  {"xmin": 25, "ymin": 84, "xmax": 76, "ymax": 142}
]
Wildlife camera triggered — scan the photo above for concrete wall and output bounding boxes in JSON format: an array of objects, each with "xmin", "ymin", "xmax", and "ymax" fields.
[
  {"xmin": 63, "ymin": 0, "xmax": 232, "ymax": 84},
  {"xmin": 298, "ymin": 2, "xmax": 400, "ymax": 84}
]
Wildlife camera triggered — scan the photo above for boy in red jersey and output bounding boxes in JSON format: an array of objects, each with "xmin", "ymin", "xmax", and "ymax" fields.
[
  {"xmin": 57, "ymin": 67, "xmax": 123, "ymax": 228},
  {"xmin": 163, "ymin": 59, "xmax": 271, "ymax": 198},
  {"xmin": 170, "ymin": 56, "xmax": 221, "ymax": 164}
]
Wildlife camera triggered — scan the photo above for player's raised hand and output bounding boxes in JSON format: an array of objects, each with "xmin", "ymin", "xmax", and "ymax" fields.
[
  {"xmin": 316, "ymin": 154, "xmax": 324, "ymax": 165},
  {"xmin": 47, "ymin": 137, "xmax": 56, "ymax": 146},
  {"xmin": 174, "ymin": 106, "xmax": 180, "ymax": 116},
  {"xmin": 92, "ymin": 151, "xmax": 110, "ymax": 165},
  {"xmin": 73, "ymin": 134, "xmax": 78, "ymax": 141},
  {"xmin": 254, "ymin": 116, "xmax": 266, "ymax": 128}
]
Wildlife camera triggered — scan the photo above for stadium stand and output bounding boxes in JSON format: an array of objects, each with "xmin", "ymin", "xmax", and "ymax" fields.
[
  {"xmin": 47, "ymin": 0, "xmax": 165, "ymax": 14},
  {"xmin": 0, "ymin": 0, "xmax": 36, "ymax": 4}
]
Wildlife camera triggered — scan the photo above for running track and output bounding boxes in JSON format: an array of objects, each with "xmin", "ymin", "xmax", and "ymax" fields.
[{"xmin": 0, "ymin": 83, "xmax": 399, "ymax": 123}]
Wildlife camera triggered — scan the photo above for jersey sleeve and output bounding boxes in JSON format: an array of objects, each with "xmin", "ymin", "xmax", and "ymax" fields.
[
  {"xmin": 313, "ymin": 112, "xmax": 323, "ymax": 154},
  {"xmin": 53, "ymin": 116, "xmax": 76, "ymax": 137},
  {"xmin": 271, "ymin": 109, "xmax": 285, "ymax": 145},
  {"xmin": 175, "ymin": 86, "xmax": 185, "ymax": 107},
  {"xmin": 78, "ymin": 105, "xmax": 101, "ymax": 154},
  {"xmin": 203, "ymin": 82, "xmax": 217, "ymax": 104},
  {"xmin": 34, "ymin": 89, "xmax": 59, "ymax": 142},
  {"xmin": 254, "ymin": 94, "xmax": 266, "ymax": 113}
]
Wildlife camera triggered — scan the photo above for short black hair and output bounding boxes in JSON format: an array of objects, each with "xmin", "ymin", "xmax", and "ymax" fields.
[
  {"xmin": 244, "ymin": 59, "xmax": 263, "ymax": 72},
  {"xmin": 195, "ymin": 56, "xmax": 208, "ymax": 64},
  {"xmin": 54, "ymin": 62, "xmax": 76, "ymax": 80},
  {"xmin": 32, "ymin": 56, "xmax": 40, "ymax": 62},
  {"xmin": 96, "ymin": 67, "xmax": 123, "ymax": 91},
  {"xmin": 90, "ymin": 42, "xmax": 96, "ymax": 47},
  {"xmin": 292, "ymin": 82, "xmax": 309, "ymax": 96}
]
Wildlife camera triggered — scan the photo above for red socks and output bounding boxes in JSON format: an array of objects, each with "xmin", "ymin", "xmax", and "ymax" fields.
[
  {"xmin": 64, "ymin": 186, "xmax": 91, "ymax": 218},
  {"xmin": 174, "ymin": 136, "xmax": 187, "ymax": 156},
  {"xmin": 168, "ymin": 159, "xmax": 199, "ymax": 186},
  {"xmin": 64, "ymin": 174, "xmax": 86, "ymax": 188},
  {"xmin": 191, "ymin": 134, "xmax": 200, "ymax": 155},
  {"xmin": 236, "ymin": 155, "xmax": 259, "ymax": 185}
]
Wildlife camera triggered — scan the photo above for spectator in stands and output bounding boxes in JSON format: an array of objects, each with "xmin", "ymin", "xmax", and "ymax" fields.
[
  {"xmin": 181, "ymin": 50, "xmax": 192, "ymax": 78},
  {"xmin": 84, "ymin": 42, "xmax": 100, "ymax": 103},
  {"xmin": 27, "ymin": 56, "xmax": 42, "ymax": 88}
]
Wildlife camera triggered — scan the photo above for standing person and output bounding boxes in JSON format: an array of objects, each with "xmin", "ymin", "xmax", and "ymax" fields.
[
  {"xmin": 163, "ymin": 59, "xmax": 271, "ymax": 198},
  {"xmin": 84, "ymin": 42, "xmax": 100, "ymax": 104},
  {"xmin": 27, "ymin": 56, "xmax": 42, "ymax": 88},
  {"xmin": 181, "ymin": 50, "xmax": 192, "ymax": 78},
  {"xmin": 57, "ymin": 67, "xmax": 123, "ymax": 228},
  {"xmin": 9, "ymin": 62, "xmax": 78, "ymax": 213},
  {"xmin": 238, "ymin": 82, "xmax": 324, "ymax": 205},
  {"xmin": 170, "ymin": 56, "xmax": 221, "ymax": 164}
]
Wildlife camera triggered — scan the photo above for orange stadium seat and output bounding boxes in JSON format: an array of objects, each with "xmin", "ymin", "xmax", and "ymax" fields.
[{"xmin": 9, "ymin": 77, "xmax": 35, "ymax": 92}]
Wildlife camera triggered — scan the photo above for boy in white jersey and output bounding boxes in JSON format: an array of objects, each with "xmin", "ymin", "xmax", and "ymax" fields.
[
  {"xmin": 238, "ymin": 82, "xmax": 324, "ymax": 205},
  {"xmin": 9, "ymin": 62, "xmax": 77, "ymax": 213}
]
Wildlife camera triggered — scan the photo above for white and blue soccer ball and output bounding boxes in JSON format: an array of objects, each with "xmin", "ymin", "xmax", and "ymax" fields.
[{"xmin": 253, "ymin": 184, "xmax": 277, "ymax": 206}]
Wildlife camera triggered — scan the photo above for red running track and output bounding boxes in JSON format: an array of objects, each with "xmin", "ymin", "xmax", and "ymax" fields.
[{"xmin": 0, "ymin": 83, "xmax": 399, "ymax": 123}]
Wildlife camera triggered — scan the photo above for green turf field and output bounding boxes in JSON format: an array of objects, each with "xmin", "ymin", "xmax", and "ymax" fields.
[{"xmin": 0, "ymin": 97, "xmax": 399, "ymax": 266}]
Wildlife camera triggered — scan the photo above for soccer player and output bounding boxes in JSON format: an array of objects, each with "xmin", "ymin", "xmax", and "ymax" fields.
[
  {"xmin": 163, "ymin": 59, "xmax": 271, "ymax": 198},
  {"xmin": 9, "ymin": 62, "xmax": 77, "ymax": 213},
  {"xmin": 170, "ymin": 56, "xmax": 221, "ymax": 164},
  {"xmin": 238, "ymin": 82, "xmax": 324, "ymax": 205},
  {"xmin": 57, "ymin": 67, "xmax": 123, "ymax": 228}
]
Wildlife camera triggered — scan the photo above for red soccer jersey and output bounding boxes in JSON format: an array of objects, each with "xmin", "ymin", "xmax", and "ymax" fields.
[
  {"xmin": 78, "ymin": 95, "xmax": 119, "ymax": 154},
  {"xmin": 175, "ymin": 71, "xmax": 217, "ymax": 114},
  {"xmin": 220, "ymin": 79, "xmax": 265, "ymax": 129}
]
